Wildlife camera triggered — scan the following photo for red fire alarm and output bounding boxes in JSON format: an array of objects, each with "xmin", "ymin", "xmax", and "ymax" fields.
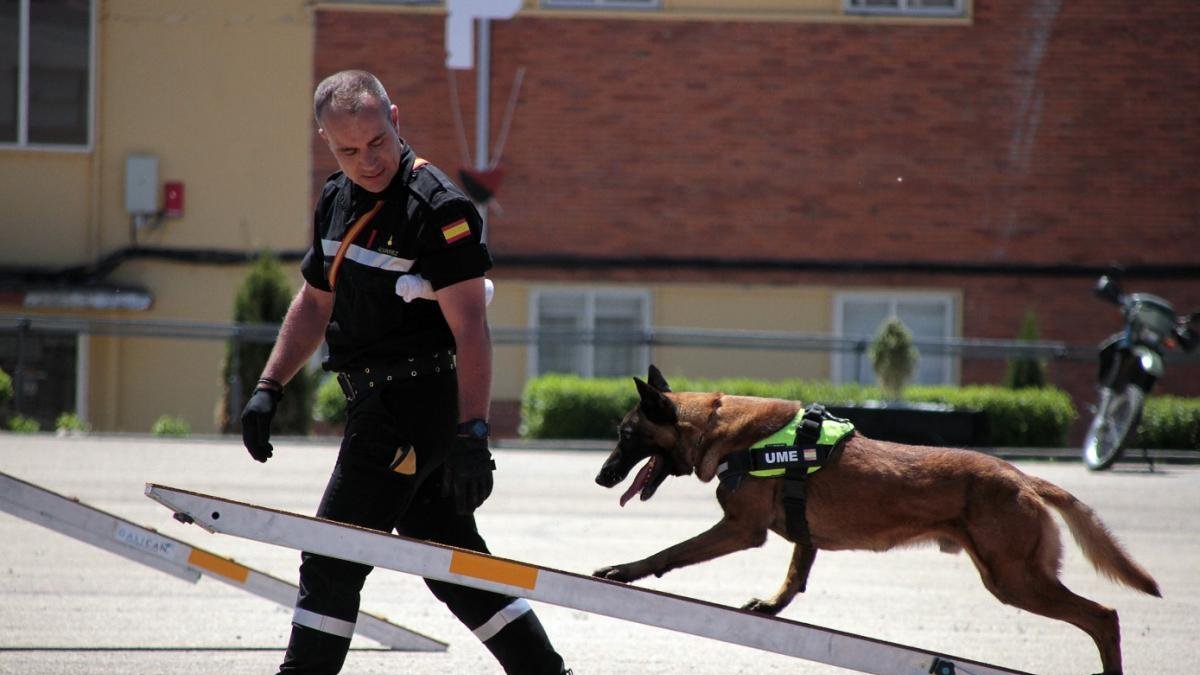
[{"xmin": 164, "ymin": 181, "xmax": 185, "ymax": 218}]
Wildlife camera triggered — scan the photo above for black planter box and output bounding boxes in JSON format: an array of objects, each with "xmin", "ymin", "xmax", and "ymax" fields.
[{"xmin": 826, "ymin": 403, "xmax": 988, "ymax": 447}]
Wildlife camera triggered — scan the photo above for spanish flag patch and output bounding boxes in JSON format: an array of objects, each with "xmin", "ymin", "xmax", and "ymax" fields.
[{"xmin": 441, "ymin": 219, "xmax": 471, "ymax": 244}]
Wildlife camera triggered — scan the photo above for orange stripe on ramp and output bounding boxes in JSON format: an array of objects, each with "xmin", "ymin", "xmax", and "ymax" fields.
[
  {"xmin": 187, "ymin": 548, "xmax": 250, "ymax": 583},
  {"xmin": 449, "ymin": 551, "xmax": 539, "ymax": 590}
]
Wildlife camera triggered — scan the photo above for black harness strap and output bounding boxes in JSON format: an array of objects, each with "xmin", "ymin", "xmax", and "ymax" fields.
[
  {"xmin": 782, "ymin": 404, "xmax": 824, "ymax": 547},
  {"xmin": 782, "ymin": 479, "xmax": 812, "ymax": 548}
]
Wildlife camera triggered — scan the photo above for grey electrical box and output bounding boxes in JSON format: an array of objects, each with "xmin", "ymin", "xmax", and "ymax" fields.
[{"xmin": 125, "ymin": 155, "xmax": 159, "ymax": 214}]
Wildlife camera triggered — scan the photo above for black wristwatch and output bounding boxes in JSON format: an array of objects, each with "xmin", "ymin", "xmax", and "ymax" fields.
[{"xmin": 456, "ymin": 418, "xmax": 490, "ymax": 440}]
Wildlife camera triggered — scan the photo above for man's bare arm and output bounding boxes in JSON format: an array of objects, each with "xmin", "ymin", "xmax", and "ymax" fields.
[
  {"xmin": 436, "ymin": 277, "xmax": 492, "ymax": 422},
  {"xmin": 261, "ymin": 282, "xmax": 334, "ymax": 386}
]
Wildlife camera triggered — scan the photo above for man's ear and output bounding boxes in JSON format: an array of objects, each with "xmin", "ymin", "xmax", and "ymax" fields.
[
  {"xmin": 389, "ymin": 104, "xmax": 401, "ymax": 133},
  {"xmin": 647, "ymin": 364, "xmax": 671, "ymax": 393},
  {"xmin": 635, "ymin": 377, "xmax": 677, "ymax": 426}
]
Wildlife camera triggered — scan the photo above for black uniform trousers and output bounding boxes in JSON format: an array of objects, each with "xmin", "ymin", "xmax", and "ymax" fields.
[{"xmin": 278, "ymin": 369, "xmax": 565, "ymax": 674}]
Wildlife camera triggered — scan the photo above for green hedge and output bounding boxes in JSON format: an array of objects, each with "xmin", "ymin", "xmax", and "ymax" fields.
[
  {"xmin": 520, "ymin": 375, "xmax": 640, "ymax": 440},
  {"xmin": 313, "ymin": 373, "xmax": 348, "ymax": 427},
  {"xmin": 520, "ymin": 374, "xmax": 1078, "ymax": 447},
  {"xmin": 0, "ymin": 367, "xmax": 11, "ymax": 409},
  {"xmin": 151, "ymin": 415, "xmax": 191, "ymax": 437},
  {"xmin": 907, "ymin": 385, "xmax": 1076, "ymax": 447},
  {"xmin": 1136, "ymin": 396, "xmax": 1200, "ymax": 450}
]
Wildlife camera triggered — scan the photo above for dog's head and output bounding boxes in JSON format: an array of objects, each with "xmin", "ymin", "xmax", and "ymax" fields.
[{"xmin": 595, "ymin": 365, "xmax": 697, "ymax": 506}]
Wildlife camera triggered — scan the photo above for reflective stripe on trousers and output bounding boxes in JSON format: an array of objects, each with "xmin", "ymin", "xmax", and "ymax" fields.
[
  {"xmin": 472, "ymin": 598, "xmax": 533, "ymax": 642},
  {"xmin": 292, "ymin": 607, "xmax": 356, "ymax": 639}
]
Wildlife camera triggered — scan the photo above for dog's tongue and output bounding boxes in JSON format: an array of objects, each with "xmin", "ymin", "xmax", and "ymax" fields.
[{"xmin": 619, "ymin": 456, "xmax": 657, "ymax": 507}]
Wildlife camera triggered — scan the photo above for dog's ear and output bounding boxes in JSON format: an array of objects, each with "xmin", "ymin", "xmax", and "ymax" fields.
[
  {"xmin": 647, "ymin": 364, "xmax": 671, "ymax": 393},
  {"xmin": 635, "ymin": 377, "xmax": 678, "ymax": 426}
]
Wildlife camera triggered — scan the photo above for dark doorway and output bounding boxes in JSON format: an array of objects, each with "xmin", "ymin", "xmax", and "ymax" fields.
[{"xmin": 0, "ymin": 328, "xmax": 78, "ymax": 430}]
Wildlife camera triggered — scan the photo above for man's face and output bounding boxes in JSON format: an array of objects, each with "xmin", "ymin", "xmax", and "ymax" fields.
[{"xmin": 318, "ymin": 98, "xmax": 403, "ymax": 194}]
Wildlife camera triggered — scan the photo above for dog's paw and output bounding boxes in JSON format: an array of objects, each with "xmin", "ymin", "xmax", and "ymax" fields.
[{"xmin": 741, "ymin": 598, "xmax": 783, "ymax": 615}]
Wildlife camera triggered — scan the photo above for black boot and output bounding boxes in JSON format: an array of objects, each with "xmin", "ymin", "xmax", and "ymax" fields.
[{"xmin": 277, "ymin": 624, "xmax": 352, "ymax": 675}]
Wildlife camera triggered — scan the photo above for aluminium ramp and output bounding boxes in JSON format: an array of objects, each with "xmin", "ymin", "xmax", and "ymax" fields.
[
  {"xmin": 146, "ymin": 482, "xmax": 1030, "ymax": 675},
  {"xmin": 0, "ymin": 471, "xmax": 444, "ymax": 651}
]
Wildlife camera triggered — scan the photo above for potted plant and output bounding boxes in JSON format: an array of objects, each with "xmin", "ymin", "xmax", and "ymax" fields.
[{"xmin": 869, "ymin": 317, "xmax": 918, "ymax": 402}]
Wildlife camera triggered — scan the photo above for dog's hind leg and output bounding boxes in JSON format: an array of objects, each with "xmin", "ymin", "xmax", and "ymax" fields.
[
  {"xmin": 965, "ymin": 500, "xmax": 1124, "ymax": 674},
  {"xmin": 742, "ymin": 543, "xmax": 817, "ymax": 615}
]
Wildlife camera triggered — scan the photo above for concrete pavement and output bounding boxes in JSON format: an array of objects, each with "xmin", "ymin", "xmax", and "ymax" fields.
[{"xmin": 1, "ymin": 434, "xmax": 1197, "ymax": 674}]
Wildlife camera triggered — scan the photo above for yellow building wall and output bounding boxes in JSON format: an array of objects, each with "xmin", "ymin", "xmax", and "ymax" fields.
[
  {"xmin": 653, "ymin": 283, "xmax": 831, "ymax": 381},
  {"xmin": 0, "ymin": 1, "xmax": 315, "ymax": 433},
  {"xmin": 0, "ymin": 152, "xmax": 95, "ymax": 266},
  {"xmin": 94, "ymin": 1, "xmax": 315, "ymax": 257},
  {"xmin": 489, "ymin": 280, "xmax": 532, "ymax": 402},
  {"xmin": 94, "ymin": 1, "xmax": 314, "ymax": 433}
]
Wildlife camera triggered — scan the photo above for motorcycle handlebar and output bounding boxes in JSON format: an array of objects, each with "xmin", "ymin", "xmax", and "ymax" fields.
[{"xmin": 1093, "ymin": 275, "xmax": 1124, "ymax": 306}]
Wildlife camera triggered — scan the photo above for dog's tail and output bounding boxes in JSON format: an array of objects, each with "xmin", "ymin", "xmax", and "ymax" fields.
[{"xmin": 1030, "ymin": 475, "xmax": 1161, "ymax": 597}]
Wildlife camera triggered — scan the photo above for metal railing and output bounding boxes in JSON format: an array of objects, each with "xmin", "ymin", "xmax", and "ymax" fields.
[
  {"xmin": 6, "ymin": 312, "xmax": 1199, "ymax": 427},
  {"xmin": 2, "ymin": 313, "xmax": 1089, "ymax": 359}
]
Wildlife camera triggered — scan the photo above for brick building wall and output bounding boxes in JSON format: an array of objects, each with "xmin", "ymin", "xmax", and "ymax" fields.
[{"xmin": 313, "ymin": 2, "xmax": 1199, "ymax": 439}]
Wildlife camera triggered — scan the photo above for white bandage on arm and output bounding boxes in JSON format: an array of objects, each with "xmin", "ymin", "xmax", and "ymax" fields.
[{"xmin": 396, "ymin": 275, "xmax": 494, "ymax": 306}]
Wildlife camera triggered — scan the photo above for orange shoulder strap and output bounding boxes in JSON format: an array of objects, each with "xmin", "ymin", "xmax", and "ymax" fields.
[
  {"xmin": 327, "ymin": 158, "xmax": 427, "ymax": 291},
  {"xmin": 328, "ymin": 200, "xmax": 383, "ymax": 291}
]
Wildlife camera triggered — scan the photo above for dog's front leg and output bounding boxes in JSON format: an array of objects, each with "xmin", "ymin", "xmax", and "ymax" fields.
[
  {"xmin": 593, "ymin": 516, "xmax": 769, "ymax": 583},
  {"xmin": 741, "ymin": 544, "xmax": 817, "ymax": 615}
]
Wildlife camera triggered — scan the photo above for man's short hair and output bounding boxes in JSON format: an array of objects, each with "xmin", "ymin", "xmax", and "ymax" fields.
[{"xmin": 313, "ymin": 70, "xmax": 392, "ymax": 123}]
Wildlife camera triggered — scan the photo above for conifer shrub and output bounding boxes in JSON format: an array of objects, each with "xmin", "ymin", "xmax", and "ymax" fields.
[{"xmin": 218, "ymin": 253, "xmax": 314, "ymax": 435}]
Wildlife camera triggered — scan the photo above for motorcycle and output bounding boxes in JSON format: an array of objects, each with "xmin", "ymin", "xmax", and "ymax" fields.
[{"xmin": 1082, "ymin": 273, "xmax": 1200, "ymax": 470}]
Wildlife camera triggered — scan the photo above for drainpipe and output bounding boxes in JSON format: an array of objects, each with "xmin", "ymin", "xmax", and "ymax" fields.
[{"xmin": 475, "ymin": 17, "xmax": 491, "ymax": 243}]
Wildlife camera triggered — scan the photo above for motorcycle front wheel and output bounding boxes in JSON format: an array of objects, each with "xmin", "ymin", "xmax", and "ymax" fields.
[{"xmin": 1082, "ymin": 384, "xmax": 1145, "ymax": 471}]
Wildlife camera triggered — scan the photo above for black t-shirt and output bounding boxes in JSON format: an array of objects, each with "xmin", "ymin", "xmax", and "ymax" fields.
[{"xmin": 300, "ymin": 146, "xmax": 492, "ymax": 371}]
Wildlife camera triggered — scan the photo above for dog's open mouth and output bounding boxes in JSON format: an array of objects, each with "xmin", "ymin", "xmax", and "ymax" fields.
[{"xmin": 618, "ymin": 454, "xmax": 668, "ymax": 507}]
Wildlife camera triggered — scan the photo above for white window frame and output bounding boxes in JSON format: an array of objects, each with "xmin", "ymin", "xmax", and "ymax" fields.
[
  {"xmin": 844, "ymin": 0, "xmax": 964, "ymax": 18},
  {"xmin": 527, "ymin": 287, "xmax": 652, "ymax": 380},
  {"xmin": 831, "ymin": 290, "xmax": 960, "ymax": 386},
  {"xmin": 0, "ymin": 0, "xmax": 96, "ymax": 152}
]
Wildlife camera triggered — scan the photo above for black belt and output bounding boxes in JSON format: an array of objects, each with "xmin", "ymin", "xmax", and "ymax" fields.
[{"xmin": 336, "ymin": 351, "xmax": 456, "ymax": 402}]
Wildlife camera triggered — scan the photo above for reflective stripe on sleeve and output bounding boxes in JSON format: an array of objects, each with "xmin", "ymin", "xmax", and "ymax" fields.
[
  {"xmin": 292, "ymin": 607, "xmax": 356, "ymax": 639},
  {"xmin": 471, "ymin": 598, "xmax": 532, "ymax": 643},
  {"xmin": 321, "ymin": 240, "xmax": 415, "ymax": 272}
]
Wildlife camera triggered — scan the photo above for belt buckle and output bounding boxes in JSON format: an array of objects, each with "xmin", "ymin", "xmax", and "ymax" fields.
[{"xmin": 336, "ymin": 371, "xmax": 356, "ymax": 401}]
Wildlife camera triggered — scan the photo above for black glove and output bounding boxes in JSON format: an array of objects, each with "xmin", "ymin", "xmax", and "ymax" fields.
[
  {"xmin": 441, "ymin": 435, "xmax": 496, "ymax": 515},
  {"xmin": 241, "ymin": 387, "xmax": 282, "ymax": 462}
]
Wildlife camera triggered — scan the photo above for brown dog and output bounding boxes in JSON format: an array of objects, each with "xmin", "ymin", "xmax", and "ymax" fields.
[{"xmin": 593, "ymin": 366, "xmax": 1159, "ymax": 675}]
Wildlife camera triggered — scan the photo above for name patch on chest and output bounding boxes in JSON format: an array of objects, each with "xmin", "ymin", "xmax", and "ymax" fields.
[{"xmin": 761, "ymin": 447, "xmax": 818, "ymax": 466}]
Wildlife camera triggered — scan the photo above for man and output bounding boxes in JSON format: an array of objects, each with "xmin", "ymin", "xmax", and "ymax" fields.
[{"xmin": 240, "ymin": 70, "xmax": 569, "ymax": 675}]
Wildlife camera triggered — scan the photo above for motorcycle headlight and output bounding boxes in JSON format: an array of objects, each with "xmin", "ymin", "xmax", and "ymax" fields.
[{"xmin": 1138, "ymin": 349, "xmax": 1159, "ymax": 372}]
